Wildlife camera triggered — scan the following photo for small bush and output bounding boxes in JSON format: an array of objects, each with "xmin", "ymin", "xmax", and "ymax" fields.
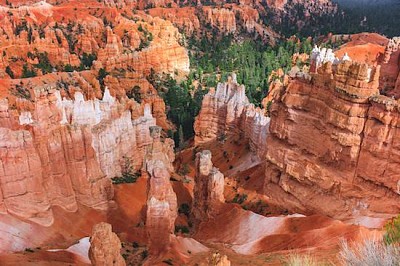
[
  {"xmin": 384, "ymin": 215, "xmax": 400, "ymax": 245},
  {"xmin": 175, "ymin": 225, "xmax": 189, "ymax": 234},
  {"xmin": 141, "ymin": 249, "xmax": 148, "ymax": 259},
  {"xmin": 162, "ymin": 258, "xmax": 173, "ymax": 265},
  {"xmin": 339, "ymin": 238, "xmax": 400, "ymax": 266},
  {"xmin": 178, "ymin": 203, "xmax": 190, "ymax": 217},
  {"xmin": 178, "ymin": 163, "xmax": 190, "ymax": 176},
  {"xmin": 284, "ymin": 253, "xmax": 319, "ymax": 266},
  {"xmin": 21, "ymin": 63, "xmax": 36, "ymax": 78},
  {"xmin": 232, "ymin": 193, "xmax": 248, "ymax": 204},
  {"xmin": 112, "ymin": 157, "xmax": 140, "ymax": 184},
  {"xmin": 5, "ymin": 66, "xmax": 14, "ymax": 78}
]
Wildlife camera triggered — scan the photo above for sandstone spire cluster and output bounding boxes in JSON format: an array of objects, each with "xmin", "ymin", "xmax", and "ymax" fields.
[
  {"xmin": 0, "ymin": 86, "xmax": 163, "ymax": 226},
  {"xmin": 194, "ymin": 74, "xmax": 270, "ymax": 159}
]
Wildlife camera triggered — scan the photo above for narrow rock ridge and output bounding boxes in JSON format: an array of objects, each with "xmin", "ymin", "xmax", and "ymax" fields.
[
  {"xmin": 192, "ymin": 150, "xmax": 225, "ymax": 224},
  {"xmin": 0, "ymin": 87, "xmax": 158, "ymax": 226},
  {"xmin": 89, "ymin": 222, "xmax": 126, "ymax": 266},
  {"xmin": 145, "ymin": 126, "xmax": 177, "ymax": 256},
  {"xmin": 264, "ymin": 50, "xmax": 400, "ymax": 220},
  {"xmin": 194, "ymin": 74, "xmax": 270, "ymax": 159}
]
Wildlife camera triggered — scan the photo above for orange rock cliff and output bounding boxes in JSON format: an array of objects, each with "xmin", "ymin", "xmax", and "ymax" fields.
[{"xmin": 194, "ymin": 44, "xmax": 400, "ymax": 223}]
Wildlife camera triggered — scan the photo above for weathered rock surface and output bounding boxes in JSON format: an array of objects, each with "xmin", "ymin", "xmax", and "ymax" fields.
[
  {"xmin": 264, "ymin": 56, "xmax": 400, "ymax": 220},
  {"xmin": 194, "ymin": 74, "xmax": 270, "ymax": 159},
  {"xmin": 145, "ymin": 126, "xmax": 177, "ymax": 255},
  {"xmin": 89, "ymin": 222, "xmax": 125, "ymax": 266}
]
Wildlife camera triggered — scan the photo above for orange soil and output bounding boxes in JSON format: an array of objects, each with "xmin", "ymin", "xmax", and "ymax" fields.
[{"xmin": 335, "ymin": 33, "xmax": 388, "ymax": 65}]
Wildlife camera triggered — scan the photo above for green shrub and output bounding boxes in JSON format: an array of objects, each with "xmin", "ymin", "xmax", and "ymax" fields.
[
  {"xmin": 111, "ymin": 157, "xmax": 140, "ymax": 184},
  {"xmin": 5, "ymin": 66, "xmax": 14, "ymax": 78},
  {"xmin": 232, "ymin": 193, "xmax": 248, "ymax": 204},
  {"xmin": 384, "ymin": 215, "xmax": 400, "ymax": 245},
  {"xmin": 22, "ymin": 64, "xmax": 36, "ymax": 78},
  {"xmin": 162, "ymin": 258, "xmax": 173, "ymax": 265},
  {"xmin": 175, "ymin": 225, "xmax": 189, "ymax": 234},
  {"xmin": 178, "ymin": 203, "xmax": 190, "ymax": 217}
]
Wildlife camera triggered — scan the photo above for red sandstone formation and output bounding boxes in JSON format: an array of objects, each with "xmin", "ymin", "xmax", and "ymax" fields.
[
  {"xmin": 194, "ymin": 74, "xmax": 270, "ymax": 159},
  {"xmin": 89, "ymin": 222, "xmax": 125, "ymax": 266},
  {"xmin": 264, "ymin": 53, "xmax": 400, "ymax": 222},
  {"xmin": 192, "ymin": 150, "xmax": 225, "ymax": 221},
  {"xmin": 145, "ymin": 126, "xmax": 177, "ymax": 256},
  {"xmin": 0, "ymin": 80, "xmax": 168, "ymax": 225}
]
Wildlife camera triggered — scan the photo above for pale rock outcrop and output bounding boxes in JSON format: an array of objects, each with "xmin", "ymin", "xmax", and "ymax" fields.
[
  {"xmin": 194, "ymin": 74, "xmax": 270, "ymax": 159},
  {"xmin": 89, "ymin": 222, "xmax": 125, "ymax": 266},
  {"xmin": 205, "ymin": 8, "xmax": 236, "ymax": 34},
  {"xmin": 192, "ymin": 150, "xmax": 225, "ymax": 222},
  {"xmin": 145, "ymin": 126, "xmax": 177, "ymax": 255},
  {"xmin": 194, "ymin": 75, "xmax": 248, "ymax": 143}
]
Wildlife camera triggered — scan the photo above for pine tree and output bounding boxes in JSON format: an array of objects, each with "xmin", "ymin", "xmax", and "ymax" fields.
[{"xmin": 178, "ymin": 125, "xmax": 185, "ymax": 149}]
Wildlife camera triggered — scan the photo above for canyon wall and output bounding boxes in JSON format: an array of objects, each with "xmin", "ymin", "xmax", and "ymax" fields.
[
  {"xmin": 193, "ymin": 40, "xmax": 400, "ymax": 222},
  {"xmin": 194, "ymin": 74, "xmax": 270, "ymax": 159},
  {"xmin": 264, "ymin": 56, "xmax": 400, "ymax": 220}
]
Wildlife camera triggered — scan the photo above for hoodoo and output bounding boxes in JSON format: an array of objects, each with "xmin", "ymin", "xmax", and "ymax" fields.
[
  {"xmin": 194, "ymin": 74, "xmax": 270, "ymax": 159},
  {"xmin": 145, "ymin": 126, "xmax": 177, "ymax": 255},
  {"xmin": 192, "ymin": 150, "xmax": 225, "ymax": 222},
  {"xmin": 89, "ymin": 222, "xmax": 126, "ymax": 266}
]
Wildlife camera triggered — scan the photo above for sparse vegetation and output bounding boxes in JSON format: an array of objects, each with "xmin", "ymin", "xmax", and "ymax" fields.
[
  {"xmin": 22, "ymin": 63, "xmax": 37, "ymax": 78},
  {"xmin": 178, "ymin": 163, "xmax": 190, "ymax": 176},
  {"xmin": 232, "ymin": 193, "xmax": 248, "ymax": 204},
  {"xmin": 339, "ymin": 238, "xmax": 400, "ymax": 266},
  {"xmin": 162, "ymin": 258, "xmax": 174, "ymax": 265},
  {"xmin": 11, "ymin": 85, "xmax": 31, "ymax": 100},
  {"xmin": 97, "ymin": 68, "xmax": 109, "ymax": 91},
  {"xmin": 5, "ymin": 66, "xmax": 14, "ymax": 78},
  {"xmin": 384, "ymin": 215, "xmax": 400, "ymax": 245},
  {"xmin": 178, "ymin": 203, "xmax": 190, "ymax": 217},
  {"xmin": 111, "ymin": 157, "xmax": 140, "ymax": 184},
  {"xmin": 175, "ymin": 225, "xmax": 190, "ymax": 234},
  {"xmin": 284, "ymin": 253, "xmax": 319, "ymax": 266},
  {"xmin": 127, "ymin": 85, "xmax": 142, "ymax": 103},
  {"xmin": 34, "ymin": 52, "xmax": 53, "ymax": 74}
]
